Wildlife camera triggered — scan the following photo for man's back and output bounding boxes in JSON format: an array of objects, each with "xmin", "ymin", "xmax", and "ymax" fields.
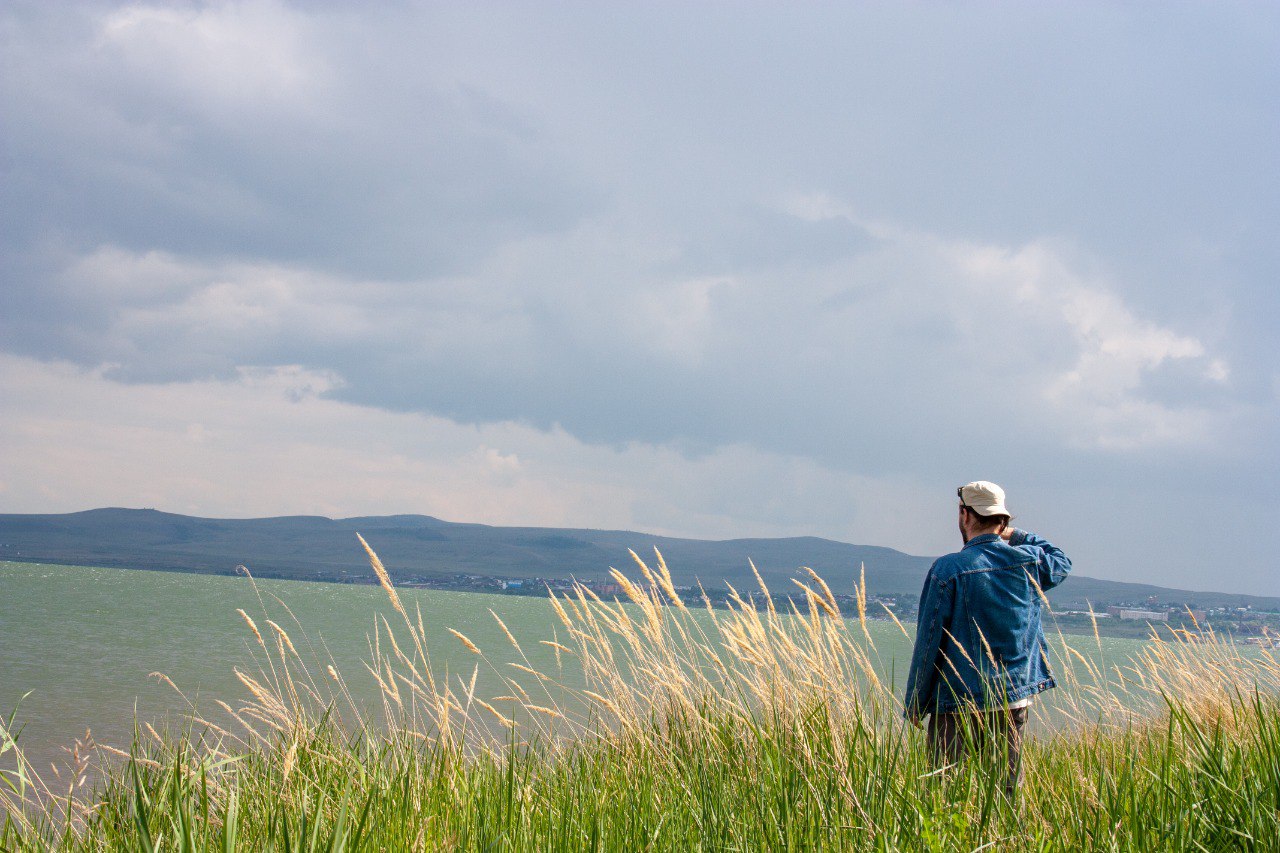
[{"xmin": 905, "ymin": 529, "xmax": 1071, "ymax": 716}]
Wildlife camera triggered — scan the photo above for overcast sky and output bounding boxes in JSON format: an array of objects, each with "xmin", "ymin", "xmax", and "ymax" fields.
[{"xmin": 2, "ymin": 1, "xmax": 1277, "ymax": 595}]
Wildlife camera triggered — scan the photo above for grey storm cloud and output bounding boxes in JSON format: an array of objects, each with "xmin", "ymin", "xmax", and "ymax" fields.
[
  {"xmin": 2, "ymin": 1, "xmax": 1279, "ymax": 591},
  {"xmin": 1, "ymin": 1, "xmax": 597, "ymax": 282}
]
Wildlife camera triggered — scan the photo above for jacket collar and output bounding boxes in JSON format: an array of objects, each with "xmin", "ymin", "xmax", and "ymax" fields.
[{"xmin": 963, "ymin": 533, "xmax": 1001, "ymax": 550}]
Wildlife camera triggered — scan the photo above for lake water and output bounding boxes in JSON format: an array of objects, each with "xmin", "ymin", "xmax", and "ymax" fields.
[{"xmin": 1, "ymin": 561, "xmax": 1150, "ymax": 779}]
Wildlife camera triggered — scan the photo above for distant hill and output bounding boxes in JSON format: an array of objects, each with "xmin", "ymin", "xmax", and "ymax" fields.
[{"xmin": 2, "ymin": 508, "xmax": 1277, "ymax": 611}]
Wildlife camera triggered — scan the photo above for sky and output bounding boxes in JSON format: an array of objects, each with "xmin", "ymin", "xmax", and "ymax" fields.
[{"xmin": 1, "ymin": 1, "xmax": 1277, "ymax": 595}]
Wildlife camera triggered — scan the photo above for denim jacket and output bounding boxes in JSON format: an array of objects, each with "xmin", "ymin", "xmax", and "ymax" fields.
[{"xmin": 903, "ymin": 530, "xmax": 1071, "ymax": 717}]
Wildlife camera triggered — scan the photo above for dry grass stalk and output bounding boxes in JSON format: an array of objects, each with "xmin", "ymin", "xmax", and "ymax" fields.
[
  {"xmin": 448, "ymin": 628, "xmax": 481, "ymax": 655},
  {"xmin": 357, "ymin": 532, "xmax": 406, "ymax": 617},
  {"xmin": 237, "ymin": 608, "xmax": 265, "ymax": 646},
  {"xmin": 265, "ymin": 619, "xmax": 300, "ymax": 658},
  {"xmin": 490, "ymin": 608, "xmax": 522, "ymax": 652},
  {"xmin": 653, "ymin": 548, "xmax": 687, "ymax": 610}
]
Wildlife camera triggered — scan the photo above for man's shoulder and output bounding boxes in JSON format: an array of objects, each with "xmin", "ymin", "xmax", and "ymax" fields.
[
  {"xmin": 929, "ymin": 551, "xmax": 968, "ymax": 581},
  {"xmin": 932, "ymin": 540, "xmax": 1031, "ymax": 578}
]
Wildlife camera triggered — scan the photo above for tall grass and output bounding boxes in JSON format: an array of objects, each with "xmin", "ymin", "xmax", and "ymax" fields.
[{"xmin": 3, "ymin": 543, "xmax": 1278, "ymax": 850}]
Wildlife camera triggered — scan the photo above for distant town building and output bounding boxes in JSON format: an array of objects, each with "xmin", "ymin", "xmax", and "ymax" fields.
[{"xmin": 1107, "ymin": 606, "xmax": 1169, "ymax": 622}]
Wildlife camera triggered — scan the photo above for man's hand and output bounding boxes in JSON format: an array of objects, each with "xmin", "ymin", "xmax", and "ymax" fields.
[
  {"xmin": 999, "ymin": 525, "xmax": 1015, "ymax": 541},
  {"xmin": 906, "ymin": 712, "xmax": 924, "ymax": 730}
]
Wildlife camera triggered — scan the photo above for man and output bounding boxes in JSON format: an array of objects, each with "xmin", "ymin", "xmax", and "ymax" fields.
[{"xmin": 903, "ymin": 481, "xmax": 1071, "ymax": 796}]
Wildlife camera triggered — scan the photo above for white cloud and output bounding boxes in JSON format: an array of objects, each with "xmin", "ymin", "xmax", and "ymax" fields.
[
  {"xmin": 64, "ymin": 245, "xmax": 206, "ymax": 300},
  {"xmin": 98, "ymin": 1, "xmax": 320, "ymax": 115},
  {"xmin": 632, "ymin": 276, "xmax": 736, "ymax": 366},
  {"xmin": 948, "ymin": 238, "xmax": 1226, "ymax": 449}
]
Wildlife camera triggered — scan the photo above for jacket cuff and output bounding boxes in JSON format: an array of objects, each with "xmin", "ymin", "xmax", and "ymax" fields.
[{"xmin": 1009, "ymin": 528, "xmax": 1028, "ymax": 546}]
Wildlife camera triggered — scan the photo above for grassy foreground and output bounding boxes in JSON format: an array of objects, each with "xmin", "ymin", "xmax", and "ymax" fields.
[{"xmin": 3, "ymin": 541, "xmax": 1279, "ymax": 850}]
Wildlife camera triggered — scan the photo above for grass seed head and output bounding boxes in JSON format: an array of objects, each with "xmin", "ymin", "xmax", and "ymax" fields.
[{"xmin": 448, "ymin": 628, "xmax": 481, "ymax": 654}]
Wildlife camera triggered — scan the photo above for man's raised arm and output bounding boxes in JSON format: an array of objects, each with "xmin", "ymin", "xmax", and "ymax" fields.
[{"xmin": 1008, "ymin": 529, "xmax": 1072, "ymax": 592}]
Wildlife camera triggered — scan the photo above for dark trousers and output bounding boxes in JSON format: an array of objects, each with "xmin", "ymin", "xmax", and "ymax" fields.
[{"xmin": 927, "ymin": 706, "xmax": 1028, "ymax": 797}]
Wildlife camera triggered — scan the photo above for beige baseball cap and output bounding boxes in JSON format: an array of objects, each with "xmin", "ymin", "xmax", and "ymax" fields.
[{"xmin": 958, "ymin": 481, "xmax": 1010, "ymax": 517}]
